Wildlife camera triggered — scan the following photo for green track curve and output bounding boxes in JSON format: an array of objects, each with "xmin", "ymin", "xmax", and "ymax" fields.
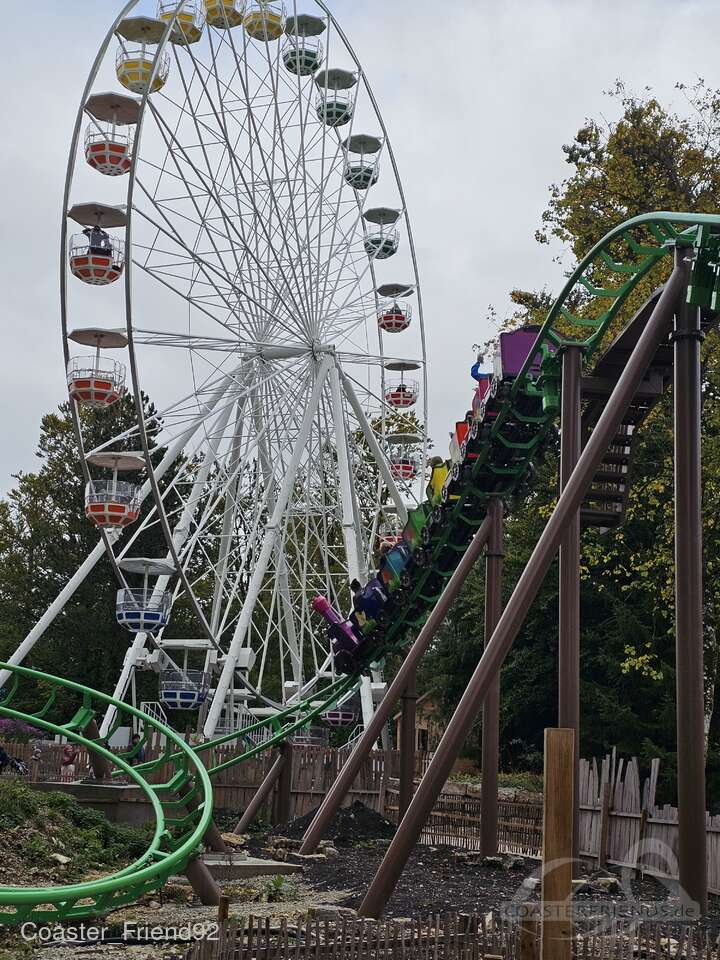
[{"xmin": 2, "ymin": 211, "xmax": 720, "ymax": 926}]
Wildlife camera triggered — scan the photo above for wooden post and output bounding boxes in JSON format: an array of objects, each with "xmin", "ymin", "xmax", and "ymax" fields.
[
  {"xmin": 597, "ymin": 781, "xmax": 611, "ymax": 870},
  {"xmin": 541, "ymin": 728, "xmax": 575, "ymax": 960},
  {"xmin": 84, "ymin": 720, "xmax": 111, "ymax": 780},
  {"xmin": 635, "ymin": 808, "xmax": 649, "ymax": 880},
  {"xmin": 218, "ymin": 894, "xmax": 230, "ymax": 923},
  {"xmin": 520, "ymin": 904, "xmax": 541, "ymax": 960},
  {"xmin": 398, "ymin": 667, "xmax": 418, "ymax": 819}
]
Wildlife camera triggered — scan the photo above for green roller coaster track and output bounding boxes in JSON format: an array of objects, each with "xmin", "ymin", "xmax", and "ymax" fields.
[{"xmin": 2, "ymin": 212, "xmax": 720, "ymax": 926}]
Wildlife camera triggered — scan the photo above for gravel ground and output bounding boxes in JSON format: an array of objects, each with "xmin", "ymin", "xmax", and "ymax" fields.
[{"xmin": 4, "ymin": 833, "xmax": 719, "ymax": 958}]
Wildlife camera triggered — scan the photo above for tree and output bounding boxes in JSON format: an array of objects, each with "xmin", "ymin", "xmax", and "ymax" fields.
[
  {"xmin": 0, "ymin": 394, "xmax": 175, "ymax": 710},
  {"xmin": 419, "ymin": 82, "xmax": 720, "ymax": 801}
]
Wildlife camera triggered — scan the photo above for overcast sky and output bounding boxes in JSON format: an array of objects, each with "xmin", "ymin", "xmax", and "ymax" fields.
[{"xmin": 0, "ymin": 0, "xmax": 717, "ymax": 493}]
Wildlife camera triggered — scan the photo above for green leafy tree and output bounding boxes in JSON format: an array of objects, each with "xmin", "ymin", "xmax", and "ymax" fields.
[
  {"xmin": 0, "ymin": 394, "xmax": 175, "ymax": 708},
  {"xmin": 419, "ymin": 82, "xmax": 720, "ymax": 802}
]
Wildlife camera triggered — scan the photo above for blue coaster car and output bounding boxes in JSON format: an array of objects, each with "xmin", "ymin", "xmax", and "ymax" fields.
[
  {"xmin": 354, "ymin": 577, "xmax": 388, "ymax": 621},
  {"xmin": 379, "ymin": 541, "xmax": 411, "ymax": 591}
]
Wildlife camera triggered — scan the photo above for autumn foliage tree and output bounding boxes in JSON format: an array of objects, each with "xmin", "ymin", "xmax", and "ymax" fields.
[{"xmin": 420, "ymin": 82, "xmax": 720, "ymax": 802}]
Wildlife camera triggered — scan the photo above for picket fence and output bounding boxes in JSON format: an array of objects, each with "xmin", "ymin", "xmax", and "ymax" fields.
[{"xmin": 183, "ymin": 913, "xmax": 720, "ymax": 960}]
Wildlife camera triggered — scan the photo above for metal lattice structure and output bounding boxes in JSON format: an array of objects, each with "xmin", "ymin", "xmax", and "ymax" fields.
[{"xmin": 4, "ymin": 0, "xmax": 429, "ymax": 738}]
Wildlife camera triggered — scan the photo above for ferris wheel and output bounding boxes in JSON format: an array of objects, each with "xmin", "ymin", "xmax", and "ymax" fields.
[{"xmin": 27, "ymin": 0, "xmax": 429, "ymax": 739}]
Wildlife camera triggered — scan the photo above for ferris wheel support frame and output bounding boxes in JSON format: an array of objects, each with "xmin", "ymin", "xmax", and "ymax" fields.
[
  {"xmin": 203, "ymin": 355, "xmax": 334, "ymax": 738},
  {"xmin": 99, "ymin": 399, "xmax": 237, "ymax": 737},
  {"xmin": 329, "ymin": 364, "xmax": 365, "ymax": 585},
  {"xmin": 329, "ymin": 363, "xmax": 379, "ymax": 735}
]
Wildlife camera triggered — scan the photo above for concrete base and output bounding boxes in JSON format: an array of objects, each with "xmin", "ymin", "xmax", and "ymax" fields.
[
  {"xmin": 29, "ymin": 781, "xmax": 154, "ymax": 826},
  {"xmin": 199, "ymin": 856, "xmax": 303, "ymax": 882}
]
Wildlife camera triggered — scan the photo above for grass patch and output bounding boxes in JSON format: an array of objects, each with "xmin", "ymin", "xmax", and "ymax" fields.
[{"xmin": 448, "ymin": 770, "xmax": 544, "ymax": 794}]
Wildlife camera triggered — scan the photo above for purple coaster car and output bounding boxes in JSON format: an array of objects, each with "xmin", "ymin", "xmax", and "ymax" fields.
[
  {"xmin": 494, "ymin": 327, "xmax": 544, "ymax": 380},
  {"xmin": 312, "ymin": 596, "xmax": 362, "ymax": 655}
]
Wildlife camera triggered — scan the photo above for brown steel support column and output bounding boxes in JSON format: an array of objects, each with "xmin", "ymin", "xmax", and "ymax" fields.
[
  {"xmin": 673, "ymin": 297, "xmax": 708, "ymax": 914},
  {"xmin": 235, "ymin": 751, "xmax": 286, "ymax": 834},
  {"xmin": 272, "ymin": 741, "xmax": 293, "ymax": 826},
  {"xmin": 183, "ymin": 787, "xmax": 228, "ymax": 853},
  {"xmin": 399, "ymin": 667, "xmax": 418, "ymax": 819},
  {"xmin": 358, "ymin": 249, "xmax": 691, "ymax": 919},
  {"xmin": 184, "ymin": 855, "xmax": 221, "ymax": 906},
  {"xmin": 299, "ymin": 513, "xmax": 494, "ymax": 854},
  {"xmin": 480, "ymin": 497, "xmax": 504, "ymax": 857},
  {"xmin": 85, "ymin": 720, "xmax": 111, "ymax": 781},
  {"xmin": 558, "ymin": 345, "xmax": 583, "ymax": 872}
]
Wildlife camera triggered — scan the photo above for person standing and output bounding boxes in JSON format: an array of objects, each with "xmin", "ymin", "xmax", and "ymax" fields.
[{"xmin": 61, "ymin": 742, "xmax": 78, "ymax": 781}]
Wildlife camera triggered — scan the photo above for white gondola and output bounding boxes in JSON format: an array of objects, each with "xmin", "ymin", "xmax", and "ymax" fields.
[
  {"xmin": 67, "ymin": 202, "xmax": 127, "ymax": 286},
  {"xmin": 84, "ymin": 452, "xmax": 144, "ymax": 530},
  {"xmin": 343, "ymin": 133, "xmax": 381, "ymax": 191},
  {"xmin": 364, "ymin": 207, "xmax": 401, "ymax": 260},
  {"xmin": 116, "ymin": 558, "xmax": 175, "ymax": 634},
  {"xmin": 115, "ymin": 17, "xmax": 170, "ymax": 95},
  {"xmin": 322, "ymin": 708, "xmax": 358, "ymax": 729},
  {"xmin": 84, "ymin": 93, "xmax": 140, "ymax": 177},
  {"xmin": 244, "ymin": 1, "xmax": 285, "ymax": 40},
  {"xmin": 67, "ymin": 328, "xmax": 128, "ymax": 409},
  {"xmin": 315, "ymin": 68, "xmax": 356, "ymax": 127},
  {"xmin": 157, "ymin": 0, "xmax": 205, "ymax": 44},
  {"xmin": 160, "ymin": 669, "xmax": 212, "ymax": 709},
  {"xmin": 204, "ymin": 0, "xmax": 245, "ymax": 28},
  {"xmin": 283, "ymin": 13, "xmax": 325, "ymax": 75}
]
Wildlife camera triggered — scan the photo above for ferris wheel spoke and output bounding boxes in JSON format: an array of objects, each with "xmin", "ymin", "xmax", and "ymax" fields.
[
  {"xmin": 196, "ymin": 36, "xmax": 290, "ymax": 335},
  {"xmin": 229, "ymin": 43, "xmax": 318, "ymax": 339},
  {"xmin": 144, "ymin": 103, "xmax": 308, "ymax": 334},
  {"xmin": 132, "ymin": 198, "xmax": 305, "ymax": 341},
  {"xmin": 174, "ymin": 40, "xmax": 314, "ymax": 337},
  {"xmin": 253, "ymin": 34, "xmax": 320, "ymax": 333}
]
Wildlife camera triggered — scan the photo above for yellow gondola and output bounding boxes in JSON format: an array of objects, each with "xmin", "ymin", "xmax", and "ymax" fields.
[{"xmin": 244, "ymin": 1, "xmax": 285, "ymax": 40}]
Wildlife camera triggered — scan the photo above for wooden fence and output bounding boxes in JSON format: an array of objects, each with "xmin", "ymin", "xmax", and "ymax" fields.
[
  {"xmin": 4, "ymin": 738, "xmax": 719, "ymax": 894},
  {"xmin": 185, "ymin": 914, "xmax": 517, "ymax": 960},
  {"xmin": 578, "ymin": 751, "xmax": 720, "ymax": 896},
  {"xmin": 1, "ymin": 739, "xmax": 425, "ymax": 821},
  {"xmin": 385, "ymin": 787, "xmax": 543, "ymax": 857},
  {"xmin": 183, "ymin": 913, "xmax": 720, "ymax": 960}
]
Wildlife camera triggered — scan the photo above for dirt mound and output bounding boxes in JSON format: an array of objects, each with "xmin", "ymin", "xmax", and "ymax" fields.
[
  {"xmin": 0, "ymin": 779, "xmax": 152, "ymax": 886},
  {"xmin": 281, "ymin": 801, "xmax": 396, "ymax": 846}
]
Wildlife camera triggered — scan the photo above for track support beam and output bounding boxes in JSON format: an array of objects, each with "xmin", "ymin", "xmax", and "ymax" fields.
[
  {"xmin": 399, "ymin": 667, "xmax": 418, "ymax": 819},
  {"xmin": 273, "ymin": 741, "xmax": 294, "ymax": 826},
  {"xmin": 299, "ymin": 512, "xmax": 494, "ymax": 854},
  {"xmin": 184, "ymin": 856, "xmax": 221, "ymax": 907},
  {"xmin": 357, "ymin": 247, "xmax": 692, "ymax": 919},
  {"xmin": 558, "ymin": 345, "xmax": 583, "ymax": 871},
  {"xmin": 480, "ymin": 497, "xmax": 504, "ymax": 856},
  {"xmin": 673, "ymin": 298, "xmax": 708, "ymax": 914},
  {"xmin": 235, "ymin": 751, "xmax": 287, "ymax": 834}
]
